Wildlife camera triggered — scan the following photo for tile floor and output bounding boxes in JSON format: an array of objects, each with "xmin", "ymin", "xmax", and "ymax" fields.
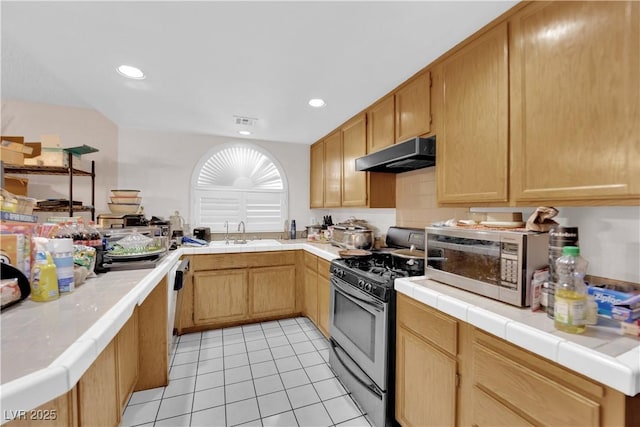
[{"xmin": 121, "ymin": 317, "xmax": 372, "ymax": 427}]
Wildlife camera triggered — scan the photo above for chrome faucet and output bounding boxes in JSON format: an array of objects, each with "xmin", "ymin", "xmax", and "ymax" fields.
[
  {"xmin": 224, "ymin": 220, "xmax": 229, "ymax": 245},
  {"xmin": 235, "ymin": 221, "xmax": 247, "ymax": 244}
]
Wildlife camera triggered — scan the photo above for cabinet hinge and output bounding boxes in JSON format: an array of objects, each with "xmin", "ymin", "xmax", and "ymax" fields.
[
  {"xmin": 455, "ymin": 373, "xmax": 460, "ymax": 387},
  {"xmin": 429, "ymin": 74, "xmax": 433, "ymax": 88},
  {"xmin": 429, "ymin": 114, "xmax": 433, "ymax": 125}
]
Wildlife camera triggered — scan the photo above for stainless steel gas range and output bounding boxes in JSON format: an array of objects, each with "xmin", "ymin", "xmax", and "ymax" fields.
[{"xmin": 328, "ymin": 227, "xmax": 425, "ymax": 427}]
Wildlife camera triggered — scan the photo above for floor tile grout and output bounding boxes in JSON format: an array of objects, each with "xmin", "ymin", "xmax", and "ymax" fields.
[{"xmin": 123, "ymin": 317, "xmax": 370, "ymax": 427}]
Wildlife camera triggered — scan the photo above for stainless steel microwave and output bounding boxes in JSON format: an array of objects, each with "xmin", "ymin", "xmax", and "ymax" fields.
[{"xmin": 425, "ymin": 227, "xmax": 549, "ymax": 307}]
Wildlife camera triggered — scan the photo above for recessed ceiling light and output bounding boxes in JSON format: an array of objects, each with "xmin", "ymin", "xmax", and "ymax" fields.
[
  {"xmin": 117, "ymin": 65, "xmax": 146, "ymax": 80},
  {"xmin": 238, "ymin": 130, "xmax": 252, "ymax": 136},
  {"xmin": 308, "ymin": 98, "xmax": 326, "ymax": 108}
]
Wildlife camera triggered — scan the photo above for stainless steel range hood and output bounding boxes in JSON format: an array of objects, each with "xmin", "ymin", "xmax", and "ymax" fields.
[{"xmin": 355, "ymin": 136, "xmax": 436, "ymax": 173}]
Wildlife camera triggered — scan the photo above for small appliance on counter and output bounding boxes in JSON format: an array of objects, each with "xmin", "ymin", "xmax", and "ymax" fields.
[
  {"xmin": 97, "ymin": 213, "xmax": 148, "ymax": 229},
  {"xmin": 193, "ymin": 227, "xmax": 211, "ymax": 242}
]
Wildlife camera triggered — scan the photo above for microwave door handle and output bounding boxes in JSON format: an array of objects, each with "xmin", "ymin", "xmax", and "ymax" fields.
[
  {"xmin": 331, "ymin": 278, "xmax": 384, "ymax": 312},
  {"xmin": 431, "ymin": 240, "xmax": 500, "ymax": 257},
  {"xmin": 330, "ymin": 339, "xmax": 383, "ymax": 399}
]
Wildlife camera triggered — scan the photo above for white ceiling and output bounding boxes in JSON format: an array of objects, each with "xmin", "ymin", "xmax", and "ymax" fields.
[{"xmin": 1, "ymin": 1, "xmax": 517, "ymax": 145}]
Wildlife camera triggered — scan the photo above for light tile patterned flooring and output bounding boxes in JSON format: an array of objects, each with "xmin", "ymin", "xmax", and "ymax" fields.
[{"xmin": 121, "ymin": 317, "xmax": 372, "ymax": 427}]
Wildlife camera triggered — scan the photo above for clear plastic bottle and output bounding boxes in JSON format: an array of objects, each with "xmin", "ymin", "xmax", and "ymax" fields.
[{"xmin": 554, "ymin": 246, "xmax": 589, "ymax": 334}]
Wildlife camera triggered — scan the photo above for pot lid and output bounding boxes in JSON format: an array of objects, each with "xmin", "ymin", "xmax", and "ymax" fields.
[{"xmin": 391, "ymin": 248, "xmax": 425, "ymax": 259}]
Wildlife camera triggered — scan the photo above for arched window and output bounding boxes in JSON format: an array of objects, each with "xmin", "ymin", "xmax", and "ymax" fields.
[{"xmin": 191, "ymin": 143, "xmax": 288, "ymax": 232}]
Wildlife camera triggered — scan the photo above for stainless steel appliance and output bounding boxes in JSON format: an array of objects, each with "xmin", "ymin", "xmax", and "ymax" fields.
[
  {"xmin": 97, "ymin": 213, "xmax": 148, "ymax": 229},
  {"xmin": 355, "ymin": 136, "xmax": 436, "ymax": 173},
  {"xmin": 425, "ymin": 226, "xmax": 549, "ymax": 307},
  {"xmin": 330, "ymin": 224, "xmax": 374, "ymax": 250},
  {"xmin": 329, "ymin": 227, "xmax": 425, "ymax": 427}
]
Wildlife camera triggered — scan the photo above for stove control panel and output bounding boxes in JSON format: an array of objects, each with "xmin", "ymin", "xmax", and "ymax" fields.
[{"xmin": 330, "ymin": 263, "xmax": 391, "ymax": 302}]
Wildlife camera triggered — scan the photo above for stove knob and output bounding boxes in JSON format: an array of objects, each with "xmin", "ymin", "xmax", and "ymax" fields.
[
  {"xmin": 357, "ymin": 279, "xmax": 365, "ymax": 289},
  {"xmin": 364, "ymin": 282, "xmax": 372, "ymax": 292}
]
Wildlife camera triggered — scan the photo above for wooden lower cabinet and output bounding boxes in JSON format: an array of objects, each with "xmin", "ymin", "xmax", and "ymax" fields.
[
  {"xmin": 396, "ymin": 293, "xmax": 640, "ymax": 427},
  {"xmin": 304, "ymin": 264, "xmax": 318, "ymax": 325},
  {"xmin": 303, "ymin": 253, "xmax": 331, "ymax": 337},
  {"xmin": 249, "ymin": 265, "xmax": 296, "ymax": 317},
  {"xmin": 193, "ymin": 269, "xmax": 248, "ymax": 325},
  {"xmin": 4, "ymin": 389, "xmax": 78, "ymax": 427},
  {"xmin": 316, "ymin": 258, "xmax": 331, "ymax": 338},
  {"xmin": 78, "ymin": 340, "xmax": 119, "ymax": 427},
  {"xmin": 5, "ymin": 276, "xmax": 169, "ymax": 427},
  {"xmin": 116, "ymin": 308, "xmax": 139, "ymax": 410},
  {"xmin": 184, "ymin": 251, "xmax": 299, "ymax": 331},
  {"xmin": 396, "ymin": 294, "xmax": 457, "ymax": 427}
]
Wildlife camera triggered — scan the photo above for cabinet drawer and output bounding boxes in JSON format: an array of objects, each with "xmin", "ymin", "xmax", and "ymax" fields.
[
  {"xmin": 473, "ymin": 344, "xmax": 600, "ymax": 426},
  {"xmin": 191, "ymin": 251, "xmax": 296, "ymax": 271},
  {"xmin": 304, "ymin": 252, "xmax": 318, "ymax": 271},
  {"xmin": 191, "ymin": 254, "xmax": 247, "ymax": 270},
  {"xmin": 397, "ymin": 293, "xmax": 457, "ymax": 356},
  {"xmin": 246, "ymin": 251, "xmax": 296, "ymax": 267},
  {"xmin": 471, "ymin": 385, "xmax": 534, "ymax": 427}
]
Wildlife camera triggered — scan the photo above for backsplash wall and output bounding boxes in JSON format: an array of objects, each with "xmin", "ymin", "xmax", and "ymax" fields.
[
  {"xmin": 394, "ymin": 168, "xmax": 640, "ymax": 284},
  {"xmin": 396, "ymin": 168, "xmax": 468, "ymax": 227}
]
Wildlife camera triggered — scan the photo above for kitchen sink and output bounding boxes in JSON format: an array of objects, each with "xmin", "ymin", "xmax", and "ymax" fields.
[{"xmin": 208, "ymin": 239, "xmax": 282, "ymax": 247}]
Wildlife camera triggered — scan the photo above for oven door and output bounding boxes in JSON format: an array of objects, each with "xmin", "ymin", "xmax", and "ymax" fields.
[{"xmin": 329, "ymin": 275, "xmax": 388, "ymax": 389}]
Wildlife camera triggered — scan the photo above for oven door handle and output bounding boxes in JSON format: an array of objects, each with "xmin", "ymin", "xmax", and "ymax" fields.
[
  {"xmin": 330, "ymin": 338, "xmax": 383, "ymax": 399},
  {"xmin": 331, "ymin": 277, "xmax": 384, "ymax": 312}
]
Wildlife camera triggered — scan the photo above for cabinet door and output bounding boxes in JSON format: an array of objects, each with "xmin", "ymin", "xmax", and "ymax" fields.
[
  {"xmin": 367, "ymin": 94, "xmax": 395, "ymax": 153},
  {"xmin": 436, "ymin": 22, "xmax": 509, "ymax": 204},
  {"xmin": 341, "ymin": 113, "xmax": 368, "ymax": 207},
  {"xmin": 78, "ymin": 340, "xmax": 119, "ymax": 427},
  {"xmin": 510, "ymin": 1, "xmax": 640, "ymax": 203},
  {"xmin": 471, "ymin": 386, "xmax": 534, "ymax": 427},
  {"xmin": 396, "ymin": 325, "xmax": 456, "ymax": 427},
  {"xmin": 193, "ymin": 269, "xmax": 248, "ymax": 325},
  {"xmin": 324, "ymin": 131, "xmax": 342, "ymax": 207},
  {"xmin": 473, "ymin": 342, "xmax": 600, "ymax": 426},
  {"xmin": 395, "ymin": 70, "xmax": 431, "ymax": 143},
  {"xmin": 3, "ymin": 389, "xmax": 78, "ymax": 427},
  {"xmin": 316, "ymin": 259, "xmax": 331, "ymax": 338},
  {"xmin": 116, "ymin": 310, "xmax": 139, "ymax": 411},
  {"xmin": 304, "ymin": 265, "xmax": 318, "ymax": 325},
  {"xmin": 310, "ymin": 141, "xmax": 324, "ymax": 208},
  {"xmin": 249, "ymin": 265, "xmax": 296, "ymax": 318}
]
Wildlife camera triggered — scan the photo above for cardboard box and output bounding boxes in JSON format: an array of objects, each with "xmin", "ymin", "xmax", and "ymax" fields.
[
  {"xmin": 588, "ymin": 283, "xmax": 640, "ymax": 318},
  {"xmin": 1, "ymin": 222, "xmax": 37, "ymax": 279},
  {"xmin": 0, "ymin": 136, "xmax": 41, "ymax": 165},
  {"xmin": 0, "ymin": 234, "xmax": 25, "ymax": 276},
  {"xmin": 23, "ymin": 147, "xmax": 91, "ymax": 172},
  {"xmin": 3, "ymin": 177, "xmax": 29, "ymax": 196}
]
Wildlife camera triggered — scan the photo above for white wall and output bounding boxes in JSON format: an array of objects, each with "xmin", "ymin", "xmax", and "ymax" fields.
[
  {"xmin": 470, "ymin": 206, "xmax": 640, "ymax": 283},
  {"xmin": 1, "ymin": 99, "xmax": 118, "ymax": 217},
  {"xmin": 117, "ymin": 128, "xmax": 310, "ymax": 234}
]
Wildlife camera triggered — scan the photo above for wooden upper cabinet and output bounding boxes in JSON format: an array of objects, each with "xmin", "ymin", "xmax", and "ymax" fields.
[
  {"xmin": 323, "ymin": 131, "xmax": 342, "ymax": 207},
  {"xmin": 395, "ymin": 70, "xmax": 432, "ymax": 143},
  {"xmin": 309, "ymin": 141, "xmax": 324, "ymax": 208},
  {"xmin": 436, "ymin": 22, "xmax": 509, "ymax": 204},
  {"xmin": 510, "ymin": 1, "xmax": 640, "ymax": 204},
  {"xmin": 367, "ymin": 94, "xmax": 395, "ymax": 153},
  {"xmin": 341, "ymin": 113, "xmax": 368, "ymax": 207}
]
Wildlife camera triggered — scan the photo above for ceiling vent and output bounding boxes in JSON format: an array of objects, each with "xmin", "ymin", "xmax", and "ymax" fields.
[{"xmin": 234, "ymin": 116, "xmax": 258, "ymax": 126}]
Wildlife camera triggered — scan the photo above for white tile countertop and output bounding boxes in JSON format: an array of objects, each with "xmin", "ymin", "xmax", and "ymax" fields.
[
  {"xmin": 395, "ymin": 276, "xmax": 640, "ymax": 397},
  {"xmin": 0, "ymin": 240, "xmax": 339, "ymax": 417}
]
